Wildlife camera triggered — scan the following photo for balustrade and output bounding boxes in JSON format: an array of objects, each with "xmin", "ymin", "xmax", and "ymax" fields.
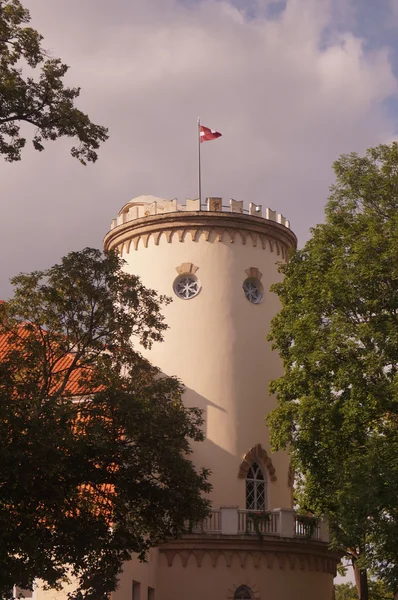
[
  {"xmin": 184, "ymin": 508, "xmax": 325, "ymax": 542},
  {"xmin": 237, "ymin": 509, "xmax": 279, "ymax": 535}
]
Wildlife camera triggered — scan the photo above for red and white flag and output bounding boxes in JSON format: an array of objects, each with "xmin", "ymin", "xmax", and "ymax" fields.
[{"xmin": 200, "ymin": 125, "xmax": 222, "ymax": 143}]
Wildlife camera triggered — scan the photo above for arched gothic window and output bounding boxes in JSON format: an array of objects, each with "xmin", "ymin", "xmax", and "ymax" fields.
[
  {"xmin": 234, "ymin": 585, "xmax": 252, "ymax": 599},
  {"xmin": 246, "ymin": 462, "xmax": 266, "ymax": 511}
]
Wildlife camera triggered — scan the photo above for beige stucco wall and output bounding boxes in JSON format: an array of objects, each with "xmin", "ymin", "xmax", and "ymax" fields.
[
  {"xmin": 156, "ymin": 550, "xmax": 334, "ymax": 600},
  {"xmin": 119, "ymin": 227, "xmax": 292, "ymax": 510},
  {"xmin": 105, "ymin": 203, "xmax": 339, "ymax": 600},
  {"xmin": 113, "ymin": 544, "xmax": 336, "ymax": 600},
  {"xmin": 112, "ymin": 550, "xmax": 158, "ymax": 600}
]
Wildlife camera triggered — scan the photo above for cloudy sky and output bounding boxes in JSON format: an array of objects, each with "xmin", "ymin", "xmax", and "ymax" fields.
[{"xmin": 1, "ymin": 0, "xmax": 398, "ymax": 297}]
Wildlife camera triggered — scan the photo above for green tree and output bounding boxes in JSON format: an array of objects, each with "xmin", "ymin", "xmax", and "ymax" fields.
[
  {"xmin": 0, "ymin": 0, "xmax": 108, "ymax": 163},
  {"xmin": 267, "ymin": 143, "xmax": 398, "ymax": 600},
  {"xmin": 0, "ymin": 248, "xmax": 210, "ymax": 600},
  {"xmin": 335, "ymin": 581, "xmax": 394, "ymax": 600},
  {"xmin": 335, "ymin": 583, "xmax": 358, "ymax": 600}
]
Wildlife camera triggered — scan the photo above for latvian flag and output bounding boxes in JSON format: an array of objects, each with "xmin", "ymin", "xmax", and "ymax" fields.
[{"xmin": 200, "ymin": 125, "xmax": 222, "ymax": 143}]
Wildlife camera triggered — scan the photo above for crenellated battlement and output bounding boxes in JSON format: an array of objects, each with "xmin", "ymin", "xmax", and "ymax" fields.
[{"xmin": 110, "ymin": 195, "xmax": 291, "ymax": 230}]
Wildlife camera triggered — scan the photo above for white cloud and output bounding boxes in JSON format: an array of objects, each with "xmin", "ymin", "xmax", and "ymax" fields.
[{"xmin": 0, "ymin": 0, "xmax": 396, "ymax": 296}]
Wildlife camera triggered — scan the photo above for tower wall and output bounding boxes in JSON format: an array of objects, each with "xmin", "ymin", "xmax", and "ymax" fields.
[
  {"xmin": 156, "ymin": 550, "xmax": 334, "ymax": 600},
  {"xmin": 104, "ymin": 197, "xmax": 341, "ymax": 600},
  {"xmin": 104, "ymin": 200, "xmax": 296, "ymax": 510}
]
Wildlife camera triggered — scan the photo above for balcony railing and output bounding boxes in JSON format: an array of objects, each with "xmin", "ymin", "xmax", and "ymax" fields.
[
  {"xmin": 185, "ymin": 508, "xmax": 326, "ymax": 542},
  {"xmin": 238, "ymin": 509, "xmax": 279, "ymax": 535},
  {"xmin": 294, "ymin": 514, "xmax": 320, "ymax": 539},
  {"xmin": 185, "ymin": 509, "xmax": 222, "ymax": 534}
]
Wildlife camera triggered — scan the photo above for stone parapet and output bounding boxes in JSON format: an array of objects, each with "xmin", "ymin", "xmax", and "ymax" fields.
[
  {"xmin": 109, "ymin": 195, "xmax": 291, "ymax": 231},
  {"xmin": 104, "ymin": 201, "xmax": 297, "ymax": 259}
]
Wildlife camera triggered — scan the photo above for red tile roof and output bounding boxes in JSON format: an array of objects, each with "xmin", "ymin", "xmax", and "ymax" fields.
[
  {"xmin": 0, "ymin": 324, "xmax": 98, "ymax": 396},
  {"xmin": 0, "ymin": 323, "xmax": 115, "ymax": 520}
]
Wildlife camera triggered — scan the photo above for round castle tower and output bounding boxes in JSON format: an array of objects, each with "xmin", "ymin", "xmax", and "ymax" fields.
[{"xmin": 104, "ymin": 196, "xmax": 340, "ymax": 600}]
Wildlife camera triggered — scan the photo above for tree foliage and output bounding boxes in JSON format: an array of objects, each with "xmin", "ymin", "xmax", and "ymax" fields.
[
  {"xmin": 335, "ymin": 581, "xmax": 394, "ymax": 600},
  {"xmin": 335, "ymin": 583, "xmax": 360, "ymax": 600},
  {"xmin": 268, "ymin": 143, "xmax": 398, "ymax": 600},
  {"xmin": 0, "ymin": 0, "xmax": 108, "ymax": 163},
  {"xmin": 0, "ymin": 248, "xmax": 210, "ymax": 599}
]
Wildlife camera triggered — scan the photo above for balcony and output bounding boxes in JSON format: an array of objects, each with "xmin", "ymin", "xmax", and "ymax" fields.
[{"xmin": 185, "ymin": 508, "xmax": 327, "ymax": 542}]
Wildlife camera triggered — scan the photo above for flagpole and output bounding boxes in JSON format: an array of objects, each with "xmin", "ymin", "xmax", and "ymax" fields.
[{"xmin": 197, "ymin": 117, "xmax": 201, "ymax": 211}]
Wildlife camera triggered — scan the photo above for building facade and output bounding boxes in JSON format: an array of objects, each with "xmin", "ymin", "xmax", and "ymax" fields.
[{"xmin": 103, "ymin": 195, "xmax": 340, "ymax": 600}]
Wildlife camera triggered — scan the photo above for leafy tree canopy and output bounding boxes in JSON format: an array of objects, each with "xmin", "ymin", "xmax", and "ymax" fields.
[
  {"xmin": 268, "ymin": 143, "xmax": 398, "ymax": 600},
  {"xmin": 335, "ymin": 583, "xmax": 360, "ymax": 600},
  {"xmin": 0, "ymin": 0, "xmax": 108, "ymax": 163},
  {"xmin": 335, "ymin": 581, "xmax": 393, "ymax": 600},
  {"xmin": 0, "ymin": 248, "xmax": 210, "ymax": 600}
]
